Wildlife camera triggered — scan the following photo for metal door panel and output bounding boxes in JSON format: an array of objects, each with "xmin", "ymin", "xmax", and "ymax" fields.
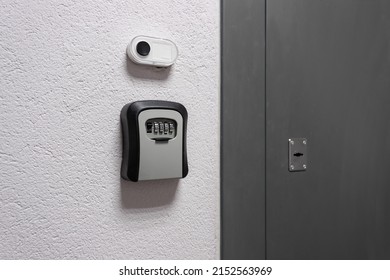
[{"xmin": 267, "ymin": 0, "xmax": 390, "ymax": 259}]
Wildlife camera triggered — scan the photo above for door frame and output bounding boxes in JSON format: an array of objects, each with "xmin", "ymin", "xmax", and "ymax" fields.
[{"xmin": 221, "ymin": 0, "xmax": 267, "ymax": 259}]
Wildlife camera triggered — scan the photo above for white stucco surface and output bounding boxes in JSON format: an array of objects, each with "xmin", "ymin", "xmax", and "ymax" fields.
[{"xmin": 0, "ymin": 0, "xmax": 219, "ymax": 259}]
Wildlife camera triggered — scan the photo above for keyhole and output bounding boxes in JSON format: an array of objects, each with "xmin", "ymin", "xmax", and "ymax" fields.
[{"xmin": 294, "ymin": 152, "xmax": 304, "ymax": 157}]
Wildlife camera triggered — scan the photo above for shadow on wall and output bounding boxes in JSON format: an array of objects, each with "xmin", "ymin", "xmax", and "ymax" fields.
[
  {"xmin": 120, "ymin": 176, "xmax": 179, "ymax": 209},
  {"xmin": 126, "ymin": 55, "xmax": 171, "ymax": 80}
]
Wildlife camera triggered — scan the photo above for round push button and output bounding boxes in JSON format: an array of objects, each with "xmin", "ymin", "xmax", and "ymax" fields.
[{"xmin": 136, "ymin": 41, "xmax": 150, "ymax": 56}]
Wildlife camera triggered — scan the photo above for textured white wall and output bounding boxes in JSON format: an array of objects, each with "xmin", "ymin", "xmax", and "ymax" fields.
[{"xmin": 0, "ymin": 0, "xmax": 219, "ymax": 259}]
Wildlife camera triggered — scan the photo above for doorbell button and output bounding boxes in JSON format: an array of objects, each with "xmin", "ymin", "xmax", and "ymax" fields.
[
  {"xmin": 127, "ymin": 36, "xmax": 178, "ymax": 67},
  {"xmin": 136, "ymin": 41, "xmax": 151, "ymax": 56}
]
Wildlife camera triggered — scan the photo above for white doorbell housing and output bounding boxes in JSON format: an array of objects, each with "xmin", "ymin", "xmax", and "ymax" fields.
[
  {"xmin": 127, "ymin": 36, "xmax": 178, "ymax": 67},
  {"xmin": 121, "ymin": 100, "xmax": 188, "ymax": 182}
]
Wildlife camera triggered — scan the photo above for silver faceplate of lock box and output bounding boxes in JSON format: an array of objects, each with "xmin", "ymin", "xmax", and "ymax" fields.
[{"xmin": 138, "ymin": 109, "xmax": 183, "ymax": 181}]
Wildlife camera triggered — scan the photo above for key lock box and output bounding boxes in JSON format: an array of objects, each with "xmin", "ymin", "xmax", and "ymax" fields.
[{"xmin": 120, "ymin": 100, "xmax": 188, "ymax": 182}]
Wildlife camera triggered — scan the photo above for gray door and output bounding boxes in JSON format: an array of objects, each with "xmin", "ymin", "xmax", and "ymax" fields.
[{"xmin": 267, "ymin": 0, "xmax": 390, "ymax": 259}]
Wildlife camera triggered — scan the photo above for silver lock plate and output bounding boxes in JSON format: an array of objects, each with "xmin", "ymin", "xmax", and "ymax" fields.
[{"xmin": 288, "ymin": 138, "xmax": 307, "ymax": 172}]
